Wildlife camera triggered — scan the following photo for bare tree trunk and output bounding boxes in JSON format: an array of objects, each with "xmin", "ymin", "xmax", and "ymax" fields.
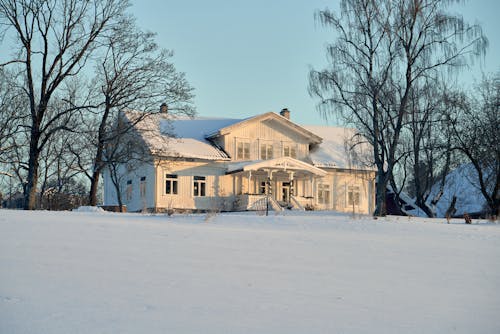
[
  {"xmin": 88, "ymin": 103, "xmax": 111, "ymax": 206},
  {"xmin": 88, "ymin": 152, "xmax": 103, "ymax": 206},
  {"xmin": 413, "ymin": 154, "xmax": 434, "ymax": 217},
  {"xmin": 24, "ymin": 124, "xmax": 41, "ymax": 210},
  {"xmin": 108, "ymin": 163, "xmax": 125, "ymax": 212},
  {"xmin": 89, "ymin": 173, "xmax": 100, "ymax": 206},
  {"xmin": 374, "ymin": 168, "xmax": 388, "ymax": 216}
]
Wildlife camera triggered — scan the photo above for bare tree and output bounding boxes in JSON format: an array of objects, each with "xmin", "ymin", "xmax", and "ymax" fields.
[
  {"xmin": 102, "ymin": 116, "xmax": 154, "ymax": 212},
  {"xmin": 38, "ymin": 116, "xmax": 83, "ymax": 209},
  {"xmin": 0, "ymin": 0, "xmax": 128, "ymax": 209},
  {"xmin": 77, "ymin": 18, "xmax": 195, "ymax": 206},
  {"xmin": 0, "ymin": 68, "xmax": 27, "ymax": 163},
  {"xmin": 451, "ymin": 72, "xmax": 500, "ymax": 217},
  {"xmin": 309, "ymin": 0, "xmax": 486, "ymax": 216},
  {"xmin": 402, "ymin": 78, "xmax": 458, "ymax": 217}
]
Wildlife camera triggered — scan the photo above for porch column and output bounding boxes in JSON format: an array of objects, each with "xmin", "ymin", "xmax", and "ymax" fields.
[
  {"xmin": 332, "ymin": 170, "xmax": 337, "ymax": 210},
  {"xmin": 309, "ymin": 175, "xmax": 313, "ymax": 197},
  {"xmin": 311, "ymin": 175, "xmax": 316, "ymax": 204},
  {"xmin": 248, "ymin": 171, "xmax": 252, "ymax": 194},
  {"xmin": 267, "ymin": 170, "xmax": 274, "ymax": 199},
  {"xmin": 289, "ymin": 171, "xmax": 295, "ymax": 196}
]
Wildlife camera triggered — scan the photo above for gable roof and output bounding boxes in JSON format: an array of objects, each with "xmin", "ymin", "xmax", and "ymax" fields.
[
  {"xmin": 125, "ymin": 111, "xmax": 325, "ymax": 161},
  {"xmin": 205, "ymin": 112, "xmax": 323, "ymax": 144}
]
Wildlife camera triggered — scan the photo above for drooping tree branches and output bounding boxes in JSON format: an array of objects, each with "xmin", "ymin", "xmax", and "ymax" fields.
[
  {"xmin": 309, "ymin": 0, "xmax": 487, "ymax": 216},
  {"xmin": 450, "ymin": 73, "xmax": 500, "ymax": 217}
]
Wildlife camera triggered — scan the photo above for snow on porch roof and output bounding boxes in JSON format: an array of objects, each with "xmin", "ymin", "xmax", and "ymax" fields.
[{"xmin": 226, "ymin": 157, "xmax": 327, "ymax": 176}]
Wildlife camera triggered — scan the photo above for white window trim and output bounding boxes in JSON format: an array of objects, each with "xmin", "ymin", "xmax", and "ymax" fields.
[
  {"xmin": 317, "ymin": 183, "xmax": 331, "ymax": 205},
  {"xmin": 282, "ymin": 142, "xmax": 297, "ymax": 159},
  {"xmin": 193, "ymin": 176, "xmax": 207, "ymax": 197},
  {"xmin": 235, "ymin": 138, "xmax": 251, "ymax": 160},
  {"xmin": 165, "ymin": 174, "xmax": 178, "ymax": 195},
  {"xmin": 260, "ymin": 142, "xmax": 274, "ymax": 160},
  {"xmin": 347, "ymin": 185, "xmax": 361, "ymax": 206}
]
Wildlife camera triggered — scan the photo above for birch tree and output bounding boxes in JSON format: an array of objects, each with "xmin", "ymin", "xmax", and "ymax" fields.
[
  {"xmin": 309, "ymin": 0, "xmax": 486, "ymax": 215},
  {"xmin": 451, "ymin": 73, "xmax": 500, "ymax": 217}
]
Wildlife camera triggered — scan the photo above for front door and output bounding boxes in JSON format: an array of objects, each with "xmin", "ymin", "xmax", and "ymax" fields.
[{"xmin": 281, "ymin": 182, "xmax": 291, "ymax": 203}]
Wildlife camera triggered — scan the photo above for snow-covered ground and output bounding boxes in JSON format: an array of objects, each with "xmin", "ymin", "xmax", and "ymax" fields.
[{"xmin": 1, "ymin": 209, "xmax": 499, "ymax": 334}]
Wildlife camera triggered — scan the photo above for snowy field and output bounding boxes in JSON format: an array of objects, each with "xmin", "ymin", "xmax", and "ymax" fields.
[{"xmin": 1, "ymin": 209, "xmax": 499, "ymax": 334}]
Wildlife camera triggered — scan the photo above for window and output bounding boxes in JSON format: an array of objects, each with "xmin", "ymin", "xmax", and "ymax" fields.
[
  {"xmin": 140, "ymin": 176, "xmax": 146, "ymax": 198},
  {"xmin": 348, "ymin": 186, "xmax": 361, "ymax": 206},
  {"xmin": 260, "ymin": 143, "xmax": 273, "ymax": 160},
  {"xmin": 318, "ymin": 183, "xmax": 330, "ymax": 204},
  {"xmin": 126, "ymin": 180, "xmax": 132, "ymax": 201},
  {"xmin": 259, "ymin": 180, "xmax": 271, "ymax": 195},
  {"xmin": 193, "ymin": 176, "xmax": 206, "ymax": 197},
  {"xmin": 260, "ymin": 181, "xmax": 266, "ymax": 194},
  {"xmin": 237, "ymin": 141, "xmax": 250, "ymax": 160},
  {"xmin": 283, "ymin": 144, "xmax": 297, "ymax": 158},
  {"xmin": 165, "ymin": 174, "xmax": 178, "ymax": 195}
]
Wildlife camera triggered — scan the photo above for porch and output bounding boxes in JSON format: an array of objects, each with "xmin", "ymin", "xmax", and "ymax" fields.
[{"xmin": 227, "ymin": 157, "xmax": 326, "ymax": 211}]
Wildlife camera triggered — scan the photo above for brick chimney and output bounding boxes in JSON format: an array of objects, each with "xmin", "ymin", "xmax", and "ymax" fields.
[
  {"xmin": 280, "ymin": 108, "xmax": 290, "ymax": 120},
  {"xmin": 160, "ymin": 103, "xmax": 168, "ymax": 114}
]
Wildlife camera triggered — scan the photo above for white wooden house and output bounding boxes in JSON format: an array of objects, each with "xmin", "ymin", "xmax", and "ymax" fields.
[{"xmin": 103, "ymin": 108, "xmax": 376, "ymax": 213}]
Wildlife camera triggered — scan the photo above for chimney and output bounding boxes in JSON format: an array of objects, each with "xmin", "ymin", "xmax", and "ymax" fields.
[
  {"xmin": 160, "ymin": 103, "xmax": 168, "ymax": 114},
  {"xmin": 280, "ymin": 108, "xmax": 290, "ymax": 120}
]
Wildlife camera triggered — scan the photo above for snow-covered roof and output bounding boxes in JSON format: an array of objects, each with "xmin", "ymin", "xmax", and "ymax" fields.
[
  {"xmin": 161, "ymin": 118, "xmax": 242, "ymax": 141},
  {"xmin": 206, "ymin": 112, "xmax": 322, "ymax": 144},
  {"xmin": 124, "ymin": 111, "xmax": 374, "ymax": 169},
  {"xmin": 303, "ymin": 126, "xmax": 375, "ymax": 170},
  {"xmin": 124, "ymin": 112, "xmax": 232, "ymax": 161},
  {"xmin": 426, "ymin": 163, "xmax": 488, "ymax": 217}
]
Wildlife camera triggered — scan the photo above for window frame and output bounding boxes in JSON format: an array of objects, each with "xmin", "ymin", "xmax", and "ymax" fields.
[
  {"xmin": 347, "ymin": 186, "xmax": 361, "ymax": 206},
  {"xmin": 317, "ymin": 183, "xmax": 330, "ymax": 205},
  {"xmin": 236, "ymin": 140, "xmax": 251, "ymax": 160},
  {"xmin": 193, "ymin": 176, "xmax": 206, "ymax": 197},
  {"xmin": 126, "ymin": 180, "xmax": 132, "ymax": 201},
  {"xmin": 140, "ymin": 176, "xmax": 146, "ymax": 198},
  {"xmin": 260, "ymin": 143, "xmax": 273, "ymax": 160},
  {"xmin": 165, "ymin": 174, "xmax": 178, "ymax": 195},
  {"xmin": 283, "ymin": 144, "xmax": 297, "ymax": 159},
  {"xmin": 259, "ymin": 181, "xmax": 266, "ymax": 194}
]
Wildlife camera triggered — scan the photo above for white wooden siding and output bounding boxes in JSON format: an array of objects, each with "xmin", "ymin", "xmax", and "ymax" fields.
[
  {"xmin": 155, "ymin": 161, "xmax": 228, "ymax": 211},
  {"xmin": 223, "ymin": 120, "xmax": 310, "ymax": 160},
  {"xmin": 103, "ymin": 161, "xmax": 156, "ymax": 212}
]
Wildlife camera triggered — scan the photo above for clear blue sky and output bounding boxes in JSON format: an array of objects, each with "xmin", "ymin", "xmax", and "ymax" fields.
[{"xmin": 132, "ymin": 0, "xmax": 499, "ymax": 126}]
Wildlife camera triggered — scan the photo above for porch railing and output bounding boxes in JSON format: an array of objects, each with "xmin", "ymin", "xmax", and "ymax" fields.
[
  {"xmin": 290, "ymin": 195, "xmax": 305, "ymax": 211},
  {"xmin": 238, "ymin": 194, "xmax": 284, "ymax": 212},
  {"xmin": 268, "ymin": 196, "xmax": 284, "ymax": 212}
]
